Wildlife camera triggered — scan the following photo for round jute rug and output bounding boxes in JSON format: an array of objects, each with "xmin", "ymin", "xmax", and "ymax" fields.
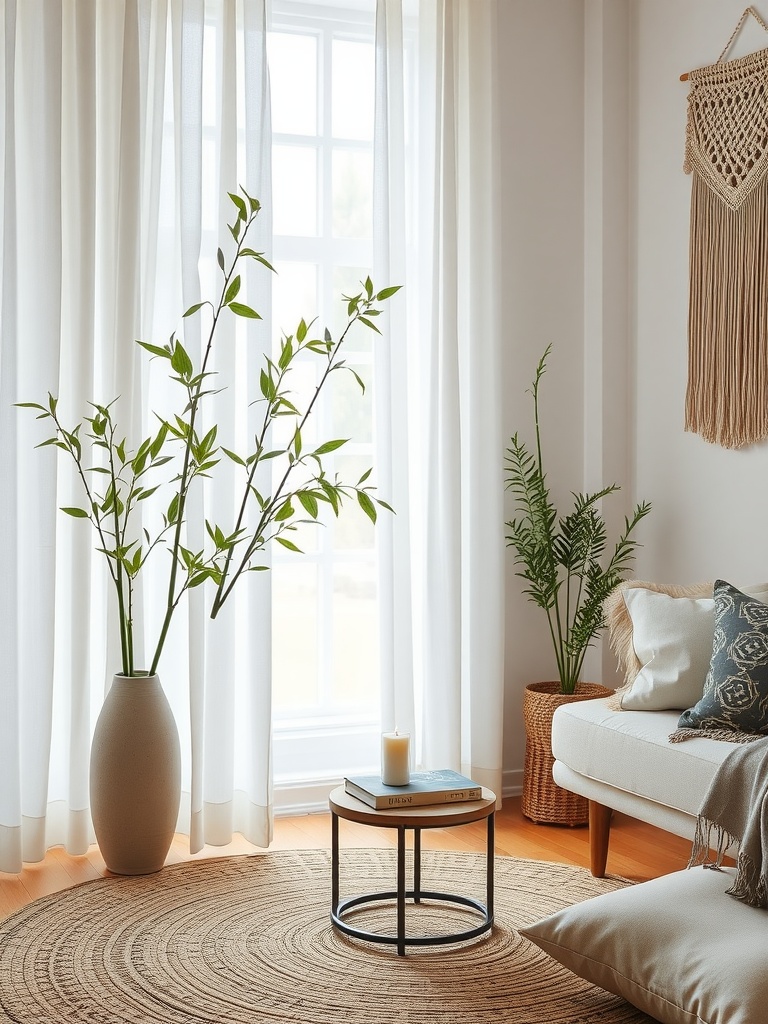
[{"xmin": 0, "ymin": 849, "xmax": 654, "ymax": 1024}]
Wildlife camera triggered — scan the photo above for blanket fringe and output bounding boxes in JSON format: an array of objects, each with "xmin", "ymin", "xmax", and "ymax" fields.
[
  {"xmin": 725, "ymin": 849, "xmax": 768, "ymax": 908},
  {"xmin": 688, "ymin": 815, "xmax": 737, "ymax": 869},
  {"xmin": 669, "ymin": 727, "xmax": 763, "ymax": 744}
]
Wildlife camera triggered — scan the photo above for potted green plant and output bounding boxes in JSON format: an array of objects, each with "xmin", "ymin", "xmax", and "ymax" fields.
[
  {"xmin": 19, "ymin": 189, "xmax": 399, "ymax": 873},
  {"xmin": 505, "ymin": 345, "xmax": 651, "ymax": 824}
]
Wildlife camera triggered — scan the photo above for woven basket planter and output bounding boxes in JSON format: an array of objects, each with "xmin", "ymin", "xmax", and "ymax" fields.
[{"xmin": 521, "ymin": 681, "xmax": 614, "ymax": 826}]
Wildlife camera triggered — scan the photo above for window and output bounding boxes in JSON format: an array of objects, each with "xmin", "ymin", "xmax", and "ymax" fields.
[{"xmin": 268, "ymin": 0, "xmax": 380, "ymax": 788}]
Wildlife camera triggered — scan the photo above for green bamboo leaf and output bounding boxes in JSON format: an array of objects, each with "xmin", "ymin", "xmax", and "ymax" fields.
[
  {"xmin": 376, "ymin": 285, "xmax": 402, "ymax": 301},
  {"xmin": 274, "ymin": 500, "xmax": 294, "ymax": 522},
  {"xmin": 364, "ymin": 276, "xmax": 374, "ymax": 299},
  {"xmin": 297, "ymin": 491, "xmax": 319, "ymax": 519},
  {"xmin": 15, "ymin": 401, "xmax": 46, "ymax": 411},
  {"xmin": 242, "ymin": 189, "xmax": 260, "ymax": 214},
  {"xmin": 314, "ymin": 438, "xmax": 348, "ymax": 455},
  {"xmin": 168, "ymin": 493, "xmax": 180, "ymax": 524},
  {"xmin": 224, "ymin": 275, "xmax": 241, "ymax": 304},
  {"xmin": 183, "ymin": 302, "xmax": 205, "ymax": 318},
  {"xmin": 358, "ymin": 316, "xmax": 381, "ymax": 334},
  {"xmin": 188, "ymin": 571, "xmax": 211, "ymax": 588},
  {"xmin": 278, "ymin": 338, "xmax": 293, "ymax": 370},
  {"xmin": 217, "ymin": 247, "xmax": 225, "ymax": 272},
  {"xmin": 229, "ymin": 301, "xmax": 261, "ymax": 319},
  {"xmin": 61, "ymin": 506, "xmax": 89, "ymax": 518},
  {"xmin": 276, "ymin": 536, "xmax": 303, "ymax": 553},
  {"xmin": 200, "ymin": 425, "xmax": 217, "ymax": 454},
  {"xmin": 357, "ymin": 490, "xmax": 377, "ymax": 523},
  {"xmin": 357, "ymin": 467, "xmax": 372, "ymax": 485},
  {"xmin": 171, "ymin": 341, "xmax": 193, "ymax": 378},
  {"xmin": 137, "ymin": 340, "xmax": 171, "ymax": 359},
  {"xmin": 228, "ymin": 191, "xmax": 247, "ymax": 219},
  {"xmin": 293, "ymin": 427, "xmax": 302, "ymax": 459},
  {"xmin": 240, "ymin": 248, "xmax": 274, "ymax": 272},
  {"xmin": 149, "ymin": 422, "xmax": 168, "ymax": 459},
  {"xmin": 222, "ymin": 447, "xmax": 246, "ymax": 466}
]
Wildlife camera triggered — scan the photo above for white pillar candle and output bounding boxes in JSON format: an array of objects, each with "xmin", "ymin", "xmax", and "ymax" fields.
[{"xmin": 381, "ymin": 731, "xmax": 410, "ymax": 786}]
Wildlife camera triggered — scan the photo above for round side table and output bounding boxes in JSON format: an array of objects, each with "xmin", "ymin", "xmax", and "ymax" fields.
[{"xmin": 329, "ymin": 785, "xmax": 496, "ymax": 956}]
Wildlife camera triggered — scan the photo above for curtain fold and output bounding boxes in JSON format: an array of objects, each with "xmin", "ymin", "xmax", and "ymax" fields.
[
  {"xmin": 0, "ymin": 0, "xmax": 273, "ymax": 873},
  {"xmin": 374, "ymin": 0, "xmax": 504, "ymax": 798}
]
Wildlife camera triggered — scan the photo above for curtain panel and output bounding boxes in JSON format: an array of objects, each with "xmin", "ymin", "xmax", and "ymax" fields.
[
  {"xmin": 0, "ymin": 0, "xmax": 273, "ymax": 874},
  {"xmin": 0, "ymin": 0, "xmax": 504, "ymax": 875},
  {"xmin": 374, "ymin": 0, "xmax": 504, "ymax": 797}
]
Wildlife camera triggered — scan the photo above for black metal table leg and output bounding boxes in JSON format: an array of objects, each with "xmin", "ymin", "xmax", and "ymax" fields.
[
  {"xmin": 486, "ymin": 808, "xmax": 494, "ymax": 916},
  {"xmin": 414, "ymin": 827, "xmax": 421, "ymax": 904},
  {"xmin": 331, "ymin": 811, "xmax": 339, "ymax": 916},
  {"xmin": 397, "ymin": 825, "xmax": 406, "ymax": 956}
]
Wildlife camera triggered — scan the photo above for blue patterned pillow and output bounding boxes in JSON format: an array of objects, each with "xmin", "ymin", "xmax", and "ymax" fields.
[{"xmin": 677, "ymin": 580, "xmax": 768, "ymax": 737}]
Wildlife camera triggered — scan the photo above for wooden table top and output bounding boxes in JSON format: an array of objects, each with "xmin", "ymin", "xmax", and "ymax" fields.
[{"xmin": 329, "ymin": 785, "xmax": 497, "ymax": 829}]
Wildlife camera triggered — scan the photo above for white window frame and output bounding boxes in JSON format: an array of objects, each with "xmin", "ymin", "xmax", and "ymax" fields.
[{"xmin": 268, "ymin": 0, "xmax": 381, "ymax": 799}]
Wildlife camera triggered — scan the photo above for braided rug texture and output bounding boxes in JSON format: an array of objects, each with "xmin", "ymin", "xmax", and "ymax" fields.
[{"xmin": 0, "ymin": 850, "xmax": 653, "ymax": 1023}]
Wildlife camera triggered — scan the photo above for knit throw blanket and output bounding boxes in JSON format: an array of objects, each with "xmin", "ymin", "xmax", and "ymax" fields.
[
  {"xmin": 683, "ymin": 46, "xmax": 768, "ymax": 449},
  {"xmin": 689, "ymin": 736, "xmax": 768, "ymax": 908}
]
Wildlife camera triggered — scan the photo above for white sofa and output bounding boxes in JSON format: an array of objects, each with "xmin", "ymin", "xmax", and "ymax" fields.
[{"xmin": 551, "ymin": 696, "xmax": 737, "ymax": 876}]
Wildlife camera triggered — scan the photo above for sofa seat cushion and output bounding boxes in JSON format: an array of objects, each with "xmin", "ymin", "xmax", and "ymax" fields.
[{"xmin": 551, "ymin": 698, "xmax": 735, "ymax": 816}]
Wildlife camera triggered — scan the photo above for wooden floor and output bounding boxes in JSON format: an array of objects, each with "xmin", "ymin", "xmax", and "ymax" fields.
[{"xmin": 0, "ymin": 797, "xmax": 695, "ymax": 919}]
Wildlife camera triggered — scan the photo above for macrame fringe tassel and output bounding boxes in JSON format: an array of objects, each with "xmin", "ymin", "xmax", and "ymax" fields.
[{"xmin": 685, "ymin": 172, "xmax": 768, "ymax": 449}]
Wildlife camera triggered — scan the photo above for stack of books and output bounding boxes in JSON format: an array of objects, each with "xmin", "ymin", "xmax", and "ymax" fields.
[{"xmin": 344, "ymin": 768, "xmax": 482, "ymax": 809}]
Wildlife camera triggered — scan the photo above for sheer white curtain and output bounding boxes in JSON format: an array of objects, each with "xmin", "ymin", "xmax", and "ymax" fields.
[
  {"xmin": 0, "ymin": 0, "xmax": 272, "ymax": 873},
  {"xmin": 374, "ymin": 0, "xmax": 504, "ymax": 797}
]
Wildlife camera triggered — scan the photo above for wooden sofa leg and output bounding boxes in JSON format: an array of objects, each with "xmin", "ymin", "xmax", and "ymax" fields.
[{"xmin": 589, "ymin": 801, "xmax": 612, "ymax": 877}]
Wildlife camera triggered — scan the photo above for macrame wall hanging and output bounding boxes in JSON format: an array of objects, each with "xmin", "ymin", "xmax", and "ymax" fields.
[{"xmin": 683, "ymin": 6, "xmax": 768, "ymax": 449}]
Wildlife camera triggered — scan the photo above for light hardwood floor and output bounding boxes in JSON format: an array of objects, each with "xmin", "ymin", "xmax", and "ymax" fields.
[{"xmin": 0, "ymin": 797, "xmax": 695, "ymax": 919}]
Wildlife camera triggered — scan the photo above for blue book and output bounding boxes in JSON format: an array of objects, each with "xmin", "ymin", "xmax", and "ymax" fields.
[{"xmin": 344, "ymin": 769, "xmax": 482, "ymax": 809}]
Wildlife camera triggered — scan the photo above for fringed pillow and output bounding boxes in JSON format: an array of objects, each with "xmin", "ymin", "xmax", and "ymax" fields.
[{"xmin": 604, "ymin": 580, "xmax": 714, "ymax": 710}]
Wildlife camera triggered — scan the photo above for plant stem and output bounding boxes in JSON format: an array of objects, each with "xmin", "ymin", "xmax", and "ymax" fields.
[
  {"xmin": 105, "ymin": 421, "xmax": 131, "ymax": 675},
  {"xmin": 210, "ymin": 310, "xmax": 360, "ymax": 618},
  {"xmin": 149, "ymin": 211, "xmax": 257, "ymax": 674}
]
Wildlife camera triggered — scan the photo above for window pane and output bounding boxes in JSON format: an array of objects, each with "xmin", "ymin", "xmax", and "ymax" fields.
[
  {"xmin": 273, "ymin": 563, "xmax": 319, "ymax": 712},
  {"xmin": 332, "ymin": 39, "xmax": 374, "ymax": 141},
  {"xmin": 332, "ymin": 565, "xmax": 378, "ymax": 708},
  {"xmin": 332, "ymin": 150, "xmax": 372, "ymax": 238},
  {"xmin": 268, "ymin": 33, "xmax": 318, "ymax": 136},
  {"xmin": 273, "ymin": 146, "xmax": 318, "ymax": 236},
  {"xmin": 334, "ymin": 454, "xmax": 376, "ymax": 550},
  {"xmin": 332, "ymin": 362, "xmax": 372, "ymax": 442},
  {"xmin": 273, "ymin": 261, "xmax": 318, "ymax": 341}
]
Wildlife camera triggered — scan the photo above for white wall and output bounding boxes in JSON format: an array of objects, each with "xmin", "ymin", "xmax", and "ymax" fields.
[
  {"xmin": 497, "ymin": 0, "xmax": 587, "ymax": 792},
  {"xmin": 498, "ymin": 0, "xmax": 768, "ymax": 791},
  {"xmin": 633, "ymin": 0, "xmax": 768, "ymax": 585}
]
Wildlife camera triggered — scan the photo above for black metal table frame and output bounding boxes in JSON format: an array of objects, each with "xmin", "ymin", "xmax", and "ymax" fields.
[{"xmin": 330, "ymin": 810, "xmax": 494, "ymax": 957}]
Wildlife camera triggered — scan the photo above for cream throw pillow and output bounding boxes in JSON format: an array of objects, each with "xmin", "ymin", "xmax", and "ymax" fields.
[
  {"xmin": 619, "ymin": 588, "xmax": 714, "ymax": 710},
  {"xmin": 521, "ymin": 867, "xmax": 768, "ymax": 1024}
]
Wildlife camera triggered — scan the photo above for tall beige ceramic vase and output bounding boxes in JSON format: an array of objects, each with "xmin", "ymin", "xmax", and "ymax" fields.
[{"xmin": 90, "ymin": 674, "xmax": 181, "ymax": 875}]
